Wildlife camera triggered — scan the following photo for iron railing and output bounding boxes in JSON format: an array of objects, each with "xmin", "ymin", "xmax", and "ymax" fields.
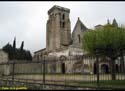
[{"xmin": 0, "ymin": 55, "xmax": 125, "ymax": 90}]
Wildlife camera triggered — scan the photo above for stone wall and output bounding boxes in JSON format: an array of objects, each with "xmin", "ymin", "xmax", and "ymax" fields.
[
  {"xmin": 0, "ymin": 63, "xmax": 44, "ymax": 75},
  {"xmin": 9, "ymin": 63, "xmax": 43, "ymax": 74},
  {"xmin": 0, "ymin": 50, "xmax": 9, "ymax": 76},
  {"xmin": 0, "ymin": 55, "xmax": 113, "ymax": 75}
]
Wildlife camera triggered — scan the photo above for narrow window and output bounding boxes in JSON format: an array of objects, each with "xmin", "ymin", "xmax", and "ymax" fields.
[
  {"xmin": 78, "ymin": 34, "xmax": 81, "ymax": 43},
  {"xmin": 81, "ymin": 24, "xmax": 83, "ymax": 29},
  {"xmin": 37, "ymin": 55, "xmax": 39, "ymax": 60},
  {"xmin": 41, "ymin": 54, "xmax": 42, "ymax": 57},
  {"xmin": 62, "ymin": 22, "xmax": 65, "ymax": 28},
  {"xmin": 62, "ymin": 14, "xmax": 65, "ymax": 20}
]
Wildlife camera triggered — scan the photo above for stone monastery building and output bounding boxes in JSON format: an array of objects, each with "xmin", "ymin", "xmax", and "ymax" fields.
[{"xmin": 33, "ymin": 5, "xmax": 121, "ymax": 74}]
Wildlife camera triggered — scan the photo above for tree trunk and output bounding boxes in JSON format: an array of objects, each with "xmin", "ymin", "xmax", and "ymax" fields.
[{"xmin": 111, "ymin": 58, "xmax": 116, "ymax": 80}]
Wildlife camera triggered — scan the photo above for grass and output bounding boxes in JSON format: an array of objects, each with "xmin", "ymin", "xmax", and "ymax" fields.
[
  {"xmin": 2, "ymin": 74, "xmax": 125, "ymax": 89},
  {"xmin": 75, "ymin": 80, "xmax": 125, "ymax": 88}
]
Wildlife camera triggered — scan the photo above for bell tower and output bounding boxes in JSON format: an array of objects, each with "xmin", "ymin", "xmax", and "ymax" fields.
[{"xmin": 46, "ymin": 5, "xmax": 71, "ymax": 52}]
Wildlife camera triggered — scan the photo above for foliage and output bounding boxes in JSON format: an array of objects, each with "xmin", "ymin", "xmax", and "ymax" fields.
[
  {"xmin": 13, "ymin": 37, "xmax": 16, "ymax": 50},
  {"xmin": 20, "ymin": 41, "xmax": 24, "ymax": 51},
  {"xmin": 2, "ymin": 43, "xmax": 13, "ymax": 60},
  {"xmin": 2, "ymin": 39, "xmax": 32, "ymax": 61},
  {"xmin": 82, "ymin": 22, "xmax": 125, "ymax": 80},
  {"xmin": 83, "ymin": 24, "xmax": 125, "ymax": 58}
]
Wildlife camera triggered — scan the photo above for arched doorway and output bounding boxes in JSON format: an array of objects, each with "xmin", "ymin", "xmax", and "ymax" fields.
[
  {"xmin": 61, "ymin": 63, "xmax": 65, "ymax": 74},
  {"xmin": 101, "ymin": 64, "xmax": 109, "ymax": 74},
  {"xmin": 93, "ymin": 63, "xmax": 97, "ymax": 74},
  {"xmin": 116, "ymin": 64, "xmax": 119, "ymax": 73}
]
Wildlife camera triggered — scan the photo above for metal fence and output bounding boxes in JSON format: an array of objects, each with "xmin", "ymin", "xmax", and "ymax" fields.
[{"xmin": 0, "ymin": 55, "xmax": 125, "ymax": 90}]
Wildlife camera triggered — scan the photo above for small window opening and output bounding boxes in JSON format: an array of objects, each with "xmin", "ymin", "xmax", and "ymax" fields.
[
  {"xmin": 62, "ymin": 14, "xmax": 65, "ymax": 20},
  {"xmin": 62, "ymin": 22, "xmax": 65, "ymax": 28},
  {"xmin": 78, "ymin": 34, "xmax": 81, "ymax": 43}
]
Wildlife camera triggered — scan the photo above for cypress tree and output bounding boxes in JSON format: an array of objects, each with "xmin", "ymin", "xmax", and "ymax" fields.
[
  {"xmin": 12, "ymin": 37, "xmax": 16, "ymax": 59},
  {"xmin": 2, "ymin": 38, "xmax": 32, "ymax": 61},
  {"xmin": 13, "ymin": 37, "xmax": 16, "ymax": 49},
  {"xmin": 20, "ymin": 41, "xmax": 24, "ymax": 51}
]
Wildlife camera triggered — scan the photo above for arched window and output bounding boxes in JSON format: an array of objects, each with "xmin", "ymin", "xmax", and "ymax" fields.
[{"xmin": 78, "ymin": 34, "xmax": 81, "ymax": 43}]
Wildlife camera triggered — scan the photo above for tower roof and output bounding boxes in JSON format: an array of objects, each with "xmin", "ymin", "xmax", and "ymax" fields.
[
  {"xmin": 48, "ymin": 5, "xmax": 70, "ymax": 14},
  {"xmin": 72, "ymin": 17, "xmax": 88, "ymax": 36},
  {"xmin": 107, "ymin": 19, "xmax": 110, "ymax": 25},
  {"xmin": 74, "ymin": 17, "xmax": 87, "ymax": 31},
  {"xmin": 112, "ymin": 18, "xmax": 118, "ymax": 27},
  {"xmin": 78, "ymin": 18, "xmax": 87, "ymax": 31}
]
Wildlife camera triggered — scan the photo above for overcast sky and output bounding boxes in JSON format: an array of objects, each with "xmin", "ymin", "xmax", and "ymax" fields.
[{"xmin": 0, "ymin": 1, "xmax": 125, "ymax": 55}]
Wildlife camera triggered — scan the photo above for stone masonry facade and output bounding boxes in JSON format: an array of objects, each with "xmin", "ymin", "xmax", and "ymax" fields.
[
  {"xmin": 33, "ymin": 5, "xmax": 123, "ymax": 74},
  {"xmin": 46, "ymin": 5, "xmax": 71, "ymax": 52}
]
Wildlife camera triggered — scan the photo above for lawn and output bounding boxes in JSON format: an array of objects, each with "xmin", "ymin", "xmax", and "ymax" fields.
[
  {"xmin": 2, "ymin": 74, "xmax": 125, "ymax": 89},
  {"xmin": 74, "ymin": 80, "xmax": 125, "ymax": 89}
]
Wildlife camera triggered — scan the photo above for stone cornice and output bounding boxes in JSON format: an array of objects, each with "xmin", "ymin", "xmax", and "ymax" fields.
[{"xmin": 48, "ymin": 5, "xmax": 70, "ymax": 14}]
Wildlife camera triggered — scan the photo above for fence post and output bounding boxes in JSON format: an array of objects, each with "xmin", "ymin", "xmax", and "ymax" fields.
[
  {"xmin": 95, "ymin": 49, "xmax": 100, "ymax": 88},
  {"xmin": 12, "ymin": 61, "xmax": 15, "ymax": 86},
  {"xmin": 97, "ymin": 55, "xmax": 99, "ymax": 87},
  {"xmin": 43, "ymin": 56, "xmax": 46, "ymax": 89}
]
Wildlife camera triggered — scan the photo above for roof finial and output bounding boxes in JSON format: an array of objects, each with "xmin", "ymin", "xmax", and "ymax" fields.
[
  {"xmin": 78, "ymin": 17, "xmax": 80, "ymax": 20},
  {"xmin": 107, "ymin": 19, "xmax": 110, "ymax": 25},
  {"xmin": 112, "ymin": 18, "xmax": 118, "ymax": 27}
]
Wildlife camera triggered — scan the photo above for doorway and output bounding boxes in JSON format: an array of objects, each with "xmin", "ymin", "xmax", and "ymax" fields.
[
  {"xmin": 61, "ymin": 63, "xmax": 65, "ymax": 74},
  {"xmin": 101, "ymin": 64, "xmax": 109, "ymax": 74},
  {"xmin": 93, "ymin": 63, "xmax": 97, "ymax": 74}
]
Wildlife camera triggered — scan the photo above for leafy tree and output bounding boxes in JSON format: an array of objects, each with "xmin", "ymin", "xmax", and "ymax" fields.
[{"xmin": 82, "ymin": 23, "xmax": 125, "ymax": 80}]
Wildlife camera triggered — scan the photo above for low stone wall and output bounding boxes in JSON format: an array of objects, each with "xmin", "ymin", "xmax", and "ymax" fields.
[
  {"xmin": 9, "ymin": 63, "xmax": 43, "ymax": 74},
  {"xmin": 0, "ymin": 60, "xmax": 93, "ymax": 75},
  {"xmin": 0, "ymin": 56, "xmax": 96, "ymax": 75},
  {"xmin": 0, "ymin": 65, "xmax": 4, "ymax": 75},
  {"xmin": 0, "ymin": 64, "xmax": 10, "ymax": 76}
]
